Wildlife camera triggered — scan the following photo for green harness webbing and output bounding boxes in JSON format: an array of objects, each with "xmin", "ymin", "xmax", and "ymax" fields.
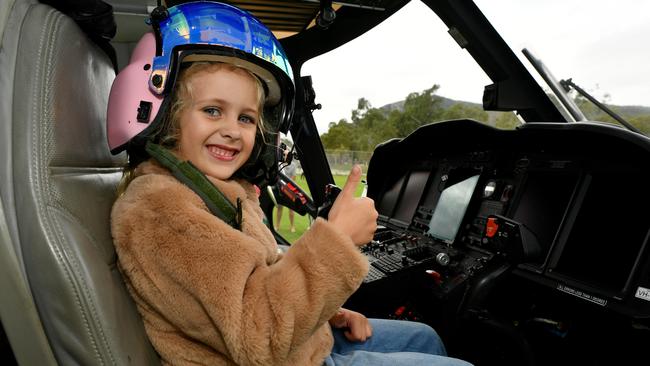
[{"xmin": 146, "ymin": 142, "xmax": 243, "ymax": 230}]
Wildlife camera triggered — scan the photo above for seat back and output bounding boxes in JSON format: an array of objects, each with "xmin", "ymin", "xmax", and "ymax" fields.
[{"xmin": 0, "ymin": 0, "xmax": 159, "ymax": 364}]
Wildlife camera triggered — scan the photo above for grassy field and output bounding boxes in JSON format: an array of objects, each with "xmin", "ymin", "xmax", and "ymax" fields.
[{"xmin": 273, "ymin": 174, "xmax": 366, "ymax": 243}]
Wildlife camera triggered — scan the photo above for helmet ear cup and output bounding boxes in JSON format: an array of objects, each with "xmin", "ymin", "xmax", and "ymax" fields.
[{"xmin": 107, "ymin": 32, "xmax": 163, "ymax": 153}]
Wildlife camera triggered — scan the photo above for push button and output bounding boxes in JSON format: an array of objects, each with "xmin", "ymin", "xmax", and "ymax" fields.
[{"xmin": 486, "ymin": 217, "xmax": 499, "ymax": 238}]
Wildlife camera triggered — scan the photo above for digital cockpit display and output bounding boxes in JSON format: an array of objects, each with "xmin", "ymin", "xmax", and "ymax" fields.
[{"xmin": 427, "ymin": 174, "xmax": 480, "ymax": 244}]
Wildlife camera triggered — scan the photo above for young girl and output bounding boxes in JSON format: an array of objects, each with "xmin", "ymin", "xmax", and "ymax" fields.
[{"xmin": 108, "ymin": 2, "xmax": 471, "ymax": 365}]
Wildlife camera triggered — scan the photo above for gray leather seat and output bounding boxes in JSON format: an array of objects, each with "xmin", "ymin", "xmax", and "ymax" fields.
[{"xmin": 0, "ymin": 0, "xmax": 159, "ymax": 364}]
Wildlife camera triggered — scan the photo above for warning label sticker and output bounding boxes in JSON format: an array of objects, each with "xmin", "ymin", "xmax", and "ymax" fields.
[
  {"xmin": 556, "ymin": 284, "xmax": 607, "ymax": 306},
  {"xmin": 635, "ymin": 287, "xmax": 650, "ymax": 302}
]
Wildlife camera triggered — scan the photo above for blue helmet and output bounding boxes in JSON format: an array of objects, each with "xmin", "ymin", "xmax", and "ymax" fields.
[{"xmin": 150, "ymin": 1, "xmax": 294, "ymax": 127}]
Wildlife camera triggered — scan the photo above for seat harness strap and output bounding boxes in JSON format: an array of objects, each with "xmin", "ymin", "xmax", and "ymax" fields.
[{"xmin": 146, "ymin": 142, "xmax": 242, "ymax": 230}]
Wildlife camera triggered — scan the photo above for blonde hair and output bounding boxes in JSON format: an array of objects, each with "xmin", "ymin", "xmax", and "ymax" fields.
[{"xmin": 117, "ymin": 62, "xmax": 267, "ymax": 196}]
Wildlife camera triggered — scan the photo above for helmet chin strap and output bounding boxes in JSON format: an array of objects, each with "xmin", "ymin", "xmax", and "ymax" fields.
[{"xmin": 146, "ymin": 141, "xmax": 243, "ymax": 230}]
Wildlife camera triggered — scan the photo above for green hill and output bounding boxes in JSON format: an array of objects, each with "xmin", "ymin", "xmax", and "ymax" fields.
[{"xmin": 380, "ymin": 96, "xmax": 650, "ymax": 118}]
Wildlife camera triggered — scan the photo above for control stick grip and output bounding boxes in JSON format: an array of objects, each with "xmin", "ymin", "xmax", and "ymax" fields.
[{"xmin": 317, "ymin": 184, "xmax": 342, "ymax": 219}]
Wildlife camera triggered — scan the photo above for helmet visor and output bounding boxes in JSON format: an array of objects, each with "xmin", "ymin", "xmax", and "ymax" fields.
[{"xmin": 150, "ymin": 1, "xmax": 294, "ymax": 106}]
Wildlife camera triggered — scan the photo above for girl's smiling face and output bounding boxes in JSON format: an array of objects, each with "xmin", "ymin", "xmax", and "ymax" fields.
[{"xmin": 176, "ymin": 66, "xmax": 261, "ymax": 180}]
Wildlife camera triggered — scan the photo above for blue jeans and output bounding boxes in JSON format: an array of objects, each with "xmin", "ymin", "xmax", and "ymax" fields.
[{"xmin": 323, "ymin": 318, "xmax": 473, "ymax": 366}]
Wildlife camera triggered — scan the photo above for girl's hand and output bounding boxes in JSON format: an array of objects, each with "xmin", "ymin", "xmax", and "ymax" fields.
[
  {"xmin": 329, "ymin": 308, "xmax": 373, "ymax": 342},
  {"xmin": 328, "ymin": 165, "xmax": 378, "ymax": 246}
]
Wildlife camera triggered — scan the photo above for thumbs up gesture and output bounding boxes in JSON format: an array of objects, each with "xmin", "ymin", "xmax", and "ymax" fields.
[{"xmin": 328, "ymin": 165, "xmax": 378, "ymax": 246}]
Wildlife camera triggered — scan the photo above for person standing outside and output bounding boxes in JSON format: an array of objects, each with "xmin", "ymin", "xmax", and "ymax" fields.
[{"xmin": 275, "ymin": 146, "xmax": 299, "ymax": 232}]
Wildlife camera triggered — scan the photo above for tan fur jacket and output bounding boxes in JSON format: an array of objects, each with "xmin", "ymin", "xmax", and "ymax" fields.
[{"xmin": 111, "ymin": 160, "xmax": 369, "ymax": 365}]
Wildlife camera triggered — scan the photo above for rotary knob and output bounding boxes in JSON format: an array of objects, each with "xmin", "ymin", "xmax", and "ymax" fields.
[{"xmin": 436, "ymin": 252, "xmax": 450, "ymax": 267}]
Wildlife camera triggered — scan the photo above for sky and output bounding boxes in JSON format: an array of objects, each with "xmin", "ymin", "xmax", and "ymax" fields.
[{"xmin": 300, "ymin": 0, "xmax": 650, "ymax": 134}]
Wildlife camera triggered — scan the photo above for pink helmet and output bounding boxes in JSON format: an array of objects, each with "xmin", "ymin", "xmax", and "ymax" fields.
[
  {"xmin": 106, "ymin": 1, "xmax": 295, "ymax": 184},
  {"xmin": 106, "ymin": 32, "xmax": 162, "ymax": 154}
]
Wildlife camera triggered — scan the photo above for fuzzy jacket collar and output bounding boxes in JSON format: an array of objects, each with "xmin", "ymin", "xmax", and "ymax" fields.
[
  {"xmin": 135, "ymin": 159, "xmax": 259, "ymax": 207},
  {"xmin": 134, "ymin": 159, "xmax": 278, "ymax": 255}
]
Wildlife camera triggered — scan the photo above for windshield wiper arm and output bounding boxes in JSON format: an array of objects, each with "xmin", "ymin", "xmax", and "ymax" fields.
[{"xmin": 560, "ymin": 78, "xmax": 642, "ymax": 134}]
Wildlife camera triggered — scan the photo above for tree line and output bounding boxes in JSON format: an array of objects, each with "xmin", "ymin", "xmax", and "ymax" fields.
[
  {"xmin": 573, "ymin": 96, "xmax": 650, "ymax": 135},
  {"xmin": 320, "ymin": 85, "xmax": 650, "ymax": 152}
]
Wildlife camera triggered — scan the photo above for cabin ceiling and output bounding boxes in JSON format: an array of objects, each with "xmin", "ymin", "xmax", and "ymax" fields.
[{"xmin": 107, "ymin": 0, "xmax": 392, "ymax": 41}]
